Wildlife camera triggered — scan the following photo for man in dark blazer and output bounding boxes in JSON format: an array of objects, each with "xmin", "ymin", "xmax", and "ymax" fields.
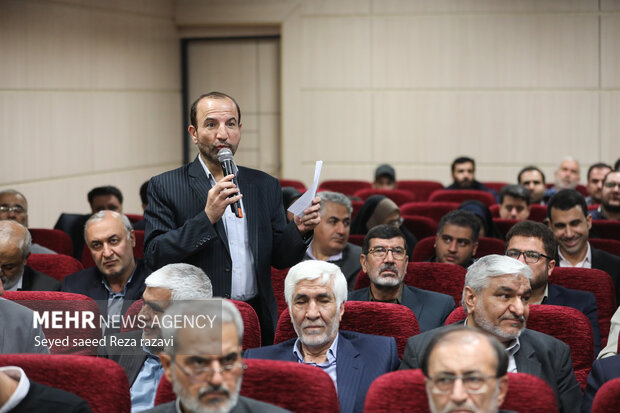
[
  {"xmin": 144, "ymin": 92, "xmax": 320, "ymax": 343},
  {"xmin": 582, "ymin": 354, "xmax": 620, "ymax": 412},
  {"xmin": 400, "ymin": 255, "xmax": 582, "ymax": 413},
  {"xmin": 347, "ymin": 225, "xmax": 454, "ymax": 332},
  {"xmin": 244, "ymin": 260, "xmax": 400, "ymax": 413}
]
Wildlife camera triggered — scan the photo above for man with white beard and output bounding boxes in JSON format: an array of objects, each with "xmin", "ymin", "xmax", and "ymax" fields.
[{"xmin": 399, "ymin": 255, "xmax": 582, "ymax": 413}]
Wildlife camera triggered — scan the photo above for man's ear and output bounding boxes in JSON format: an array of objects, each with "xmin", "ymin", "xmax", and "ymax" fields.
[
  {"xmin": 463, "ymin": 286, "xmax": 477, "ymax": 314},
  {"xmin": 129, "ymin": 230, "xmax": 136, "ymax": 248},
  {"xmin": 160, "ymin": 353, "xmax": 173, "ymax": 382},
  {"xmin": 360, "ymin": 254, "xmax": 367, "ymax": 273},
  {"xmin": 188, "ymin": 125, "xmax": 198, "ymax": 144},
  {"xmin": 496, "ymin": 375, "xmax": 510, "ymax": 407},
  {"xmin": 338, "ymin": 302, "xmax": 345, "ymax": 323}
]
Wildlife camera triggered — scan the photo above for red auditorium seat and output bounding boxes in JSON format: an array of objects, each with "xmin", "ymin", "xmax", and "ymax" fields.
[
  {"xmin": 275, "ymin": 301, "xmax": 419, "ymax": 358},
  {"xmin": 428, "ymin": 189, "xmax": 497, "ymax": 207},
  {"xmin": 318, "ymin": 180, "xmax": 371, "ymax": 196},
  {"xmin": 81, "ymin": 229, "xmax": 145, "ymax": 268},
  {"xmin": 589, "ymin": 238, "xmax": 620, "ymax": 257},
  {"xmin": 29, "ymin": 228, "xmax": 73, "ymax": 256},
  {"xmin": 124, "ymin": 213, "xmax": 143, "ymax": 223},
  {"xmin": 364, "ymin": 369, "xmax": 557, "ymax": 413},
  {"xmin": 591, "ymin": 377, "xmax": 620, "ymax": 413},
  {"xmin": 271, "ymin": 267, "xmax": 290, "ymax": 316},
  {"xmin": 400, "ymin": 202, "xmax": 460, "ymax": 223},
  {"xmin": 493, "ymin": 217, "xmax": 519, "ymax": 238},
  {"xmin": 482, "ymin": 181, "xmax": 509, "ymax": 193},
  {"xmin": 279, "ymin": 178, "xmax": 306, "ymax": 192},
  {"xmin": 588, "ymin": 203, "xmax": 599, "ymax": 211},
  {"xmin": 353, "ymin": 188, "xmax": 415, "ymax": 205},
  {"xmin": 27, "ymin": 253, "xmax": 84, "ymax": 282},
  {"xmin": 348, "ymin": 234, "xmax": 365, "ymax": 247},
  {"xmin": 0, "ymin": 354, "xmax": 131, "ymax": 413},
  {"xmin": 397, "ymin": 180, "xmax": 444, "ymax": 202},
  {"xmin": 3, "ymin": 291, "xmax": 101, "ymax": 355},
  {"xmin": 411, "ymin": 236, "xmax": 505, "ymax": 262},
  {"xmin": 155, "ymin": 359, "xmax": 340, "ymax": 412},
  {"xmin": 550, "ymin": 267, "xmax": 616, "ymax": 347},
  {"xmin": 353, "ymin": 262, "xmax": 466, "ymax": 307},
  {"xmin": 590, "ymin": 220, "xmax": 620, "ymax": 241},
  {"xmin": 351, "ymin": 199, "xmax": 364, "ymax": 218},
  {"xmin": 490, "ymin": 203, "xmax": 547, "ymax": 222},
  {"xmin": 402, "ymin": 215, "xmax": 438, "ymax": 240},
  {"xmin": 546, "ymin": 183, "xmax": 589, "ymax": 198}
]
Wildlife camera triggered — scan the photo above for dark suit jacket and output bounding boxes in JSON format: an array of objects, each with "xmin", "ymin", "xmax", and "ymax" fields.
[
  {"xmin": 244, "ymin": 330, "xmax": 400, "ymax": 413},
  {"xmin": 591, "ymin": 247, "xmax": 620, "ymax": 307},
  {"xmin": 347, "ymin": 285, "xmax": 455, "ymax": 332},
  {"xmin": 400, "ymin": 326, "xmax": 582, "ymax": 413},
  {"xmin": 12, "ymin": 380, "xmax": 92, "ymax": 412},
  {"xmin": 98, "ymin": 330, "xmax": 148, "ymax": 386},
  {"xmin": 305, "ymin": 242, "xmax": 362, "ymax": 291},
  {"xmin": 143, "ymin": 157, "xmax": 308, "ymax": 335},
  {"xmin": 582, "ymin": 354, "xmax": 620, "ymax": 412},
  {"xmin": 60, "ymin": 259, "xmax": 149, "ymax": 317},
  {"xmin": 545, "ymin": 283, "xmax": 601, "ymax": 357},
  {"xmin": 20, "ymin": 266, "xmax": 61, "ymax": 291},
  {"xmin": 53, "ymin": 213, "xmax": 90, "ymax": 259},
  {"xmin": 144, "ymin": 396, "xmax": 290, "ymax": 413}
]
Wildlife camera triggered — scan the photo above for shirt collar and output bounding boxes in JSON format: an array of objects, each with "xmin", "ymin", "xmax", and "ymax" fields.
[
  {"xmin": 0, "ymin": 366, "xmax": 30, "ymax": 413},
  {"xmin": 101, "ymin": 265, "xmax": 136, "ymax": 296},
  {"xmin": 368, "ymin": 285, "xmax": 403, "ymax": 304},
  {"xmin": 197, "ymin": 154, "xmax": 238, "ymax": 181},
  {"xmin": 293, "ymin": 333, "xmax": 339, "ymax": 365}
]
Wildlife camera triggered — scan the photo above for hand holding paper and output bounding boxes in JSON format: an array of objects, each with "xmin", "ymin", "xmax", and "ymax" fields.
[{"xmin": 289, "ymin": 161, "xmax": 323, "ymax": 234}]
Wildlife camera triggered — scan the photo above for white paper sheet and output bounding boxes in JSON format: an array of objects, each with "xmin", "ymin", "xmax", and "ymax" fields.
[{"xmin": 288, "ymin": 160, "xmax": 323, "ymax": 218}]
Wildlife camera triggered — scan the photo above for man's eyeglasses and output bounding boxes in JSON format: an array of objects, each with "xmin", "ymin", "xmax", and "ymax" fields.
[
  {"xmin": 604, "ymin": 182, "xmax": 620, "ymax": 189},
  {"xmin": 367, "ymin": 246, "xmax": 406, "ymax": 260},
  {"xmin": 427, "ymin": 374, "xmax": 496, "ymax": 394},
  {"xmin": 172, "ymin": 351, "xmax": 246, "ymax": 380},
  {"xmin": 505, "ymin": 249, "xmax": 551, "ymax": 264},
  {"xmin": 0, "ymin": 205, "xmax": 26, "ymax": 214}
]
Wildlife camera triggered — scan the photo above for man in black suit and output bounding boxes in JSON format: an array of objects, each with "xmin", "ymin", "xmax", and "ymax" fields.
[
  {"xmin": 582, "ymin": 354, "xmax": 620, "ymax": 412},
  {"xmin": 547, "ymin": 189, "xmax": 620, "ymax": 306},
  {"xmin": 400, "ymin": 254, "xmax": 582, "ymax": 413},
  {"xmin": 144, "ymin": 91, "xmax": 321, "ymax": 343},
  {"xmin": 505, "ymin": 220, "xmax": 601, "ymax": 356},
  {"xmin": 0, "ymin": 220, "xmax": 60, "ymax": 291}
]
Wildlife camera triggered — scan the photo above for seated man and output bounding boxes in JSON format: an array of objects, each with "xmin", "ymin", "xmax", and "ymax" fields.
[
  {"xmin": 304, "ymin": 191, "xmax": 362, "ymax": 290},
  {"xmin": 348, "ymin": 224, "xmax": 454, "ymax": 332},
  {"xmin": 422, "ymin": 326, "xmax": 509, "ymax": 413},
  {"xmin": 61, "ymin": 211, "xmax": 150, "ymax": 322},
  {"xmin": 582, "ymin": 353, "xmax": 620, "ymax": 412},
  {"xmin": 599, "ymin": 306, "xmax": 620, "ymax": 359},
  {"xmin": 0, "ymin": 221, "xmax": 60, "ymax": 291},
  {"xmin": 505, "ymin": 220, "xmax": 601, "ymax": 356},
  {"xmin": 0, "ymin": 189, "xmax": 56, "ymax": 254},
  {"xmin": 590, "ymin": 170, "xmax": 620, "ymax": 220},
  {"xmin": 547, "ymin": 189, "xmax": 620, "ymax": 306},
  {"xmin": 431, "ymin": 210, "xmax": 480, "ymax": 268},
  {"xmin": 373, "ymin": 164, "xmax": 397, "ymax": 190},
  {"xmin": 244, "ymin": 260, "xmax": 400, "ymax": 413},
  {"xmin": 400, "ymin": 255, "xmax": 582, "ymax": 413},
  {"xmin": 445, "ymin": 156, "xmax": 488, "ymax": 191},
  {"xmin": 498, "ymin": 185, "xmax": 530, "ymax": 220},
  {"xmin": 545, "ymin": 157, "xmax": 581, "ymax": 199},
  {"xmin": 517, "ymin": 166, "xmax": 547, "ymax": 205},
  {"xmin": 585, "ymin": 163, "xmax": 612, "ymax": 206},
  {"xmin": 145, "ymin": 300, "xmax": 289, "ymax": 413}
]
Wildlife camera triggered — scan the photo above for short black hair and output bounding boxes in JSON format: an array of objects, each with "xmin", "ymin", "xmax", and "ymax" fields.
[
  {"xmin": 505, "ymin": 220, "xmax": 556, "ymax": 257},
  {"xmin": 139, "ymin": 181, "xmax": 149, "ymax": 205},
  {"xmin": 87, "ymin": 186, "xmax": 123, "ymax": 206},
  {"xmin": 547, "ymin": 189, "xmax": 588, "ymax": 221},
  {"xmin": 587, "ymin": 163, "xmax": 612, "ymax": 181},
  {"xmin": 362, "ymin": 224, "xmax": 408, "ymax": 255},
  {"xmin": 603, "ymin": 170, "xmax": 620, "ymax": 185},
  {"xmin": 517, "ymin": 166, "xmax": 546, "ymax": 185},
  {"xmin": 451, "ymin": 156, "xmax": 475, "ymax": 173},
  {"xmin": 500, "ymin": 184, "xmax": 531, "ymax": 206},
  {"xmin": 190, "ymin": 91, "xmax": 241, "ymax": 130},
  {"xmin": 420, "ymin": 325, "xmax": 508, "ymax": 378},
  {"xmin": 437, "ymin": 210, "xmax": 480, "ymax": 244},
  {"xmin": 615, "ymin": 158, "xmax": 620, "ymax": 171}
]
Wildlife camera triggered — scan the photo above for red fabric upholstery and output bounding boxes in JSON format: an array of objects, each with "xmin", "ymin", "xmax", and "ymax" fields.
[
  {"xmin": 353, "ymin": 262, "xmax": 466, "ymax": 307},
  {"xmin": 125, "ymin": 213, "xmax": 143, "ymax": 223},
  {"xmin": 364, "ymin": 369, "xmax": 558, "ymax": 413},
  {"xmin": 3, "ymin": 291, "xmax": 101, "ymax": 355},
  {"xmin": 492, "ymin": 218, "xmax": 519, "ymax": 238},
  {"xmin": 348, "ymin": 234, "xmax": 365, "ymax": 247},
  {"xmin": 400, "ymin": 202, "xmax": 460, "ymax": 223},
  {"xmin": 275, "ymin": 301, "xmax": 419, "ymax": 358},
  {"xmin": 353, "ymin": 188, "xmax": 415, "ymax": 205},
  {"xmin": 397, "ymin": 180, "xmax": 444, "ymax": 202},
  {"xmin": 546, "ymin": 184, "xmax": 588, "ymax": 197},
  {"xmin": 0, "ymin": 354, "xmax": 131, "ymax": 413},
  {"xmin": 550, "ymin": 267, "xmax": 616, "ymax": 347},
  {"xmin": 589, "ymin": 238, "xmax": 620, "ymax": 257},
  {"xmin": 318, "ymin": 180, "xmax": 371, "ymax": 196},
  {"xmin": 271, "ymin": 266, "xmax": 290, "ymax": 316},
  {"xmin": 490, "ymin": 204, "xmax": 547, "ymax": 222},
  {"xmin": 428, "ymin": 189, "xmax": 497, "ymax": 207},
  {"xmin": 29, "ymin": 228, "xmax": 73, "ymax": 256},
  {"xmin": 155, "ymin": 359, "xmax": 340, "ymax": 412},
  {"xmin": 402, "ymin": 215, "xmax": 438, "ymax": 241},
  {"xmin": 591, "ymin": 377, "xmax": 620, "ymax": 413},
  {"xmin": 279, "ymin": 179, "xmax": 307, "ymax": 192},
  {"xmin": 121, "ymin": 299, "xmax": 143, "ymax": 333},
  {"xmin": 482, "ymin": 181, "xmax": 509, "ymax": 193},
  {"xmin": 411, "ymin": 236, "xmax": 505, "ymax": 262},
  {"xmin": 590, "ymin": 220, "xmax": 620, "ymax": 241},
  {"xmin": 351, "ymin": 200, "xmax": 364, "ymax": 218},
  {"xmin": 81, "ymin": 230, "xmax": 145, "ymax": 268},
  {"xmin": 27, "ymin": 253, "xmax": 84, "ymax": 282}
]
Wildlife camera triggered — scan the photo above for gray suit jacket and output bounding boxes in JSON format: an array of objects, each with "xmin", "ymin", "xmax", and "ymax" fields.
[
  {"xmin": 0, "ymin": 297, "xmax": 50, "ymax": 354},
  {"xmin": 20, "ymin": 265, "xmax": 61, "ymax": 292},
  {"xmin": 143, "ymin": 396, "xmax": 291, "ymax": 413},
  {"xmin": 399, "ymin": 326, "xmax": 582, "ymax": 413},
  {"xmin": 98, "ymin": 329, "xmax": 148, "ymax": 386}
]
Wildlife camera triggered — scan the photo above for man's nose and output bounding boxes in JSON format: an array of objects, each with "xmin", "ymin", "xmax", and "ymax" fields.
[
  {"xmin": 216, "ymin": 123, "xmax": 229, "ymax": 140},
  {"xmin": 305, "ymin": 301, "xmax": 320, "ymax": 319},
  {"xmin": 510, "ymin": 297, "xmax": 526, "ymax": 317},
  {"xmin": 102, "ymin": 243, "xmax": 114, "ymax": 257},
  {"xmin": 448, "ymin": 240, "xmax": 458, "ymax": 252},
  {"xmin": 449, "ymin": 378, "xmax": 469, "ymax": 404}
]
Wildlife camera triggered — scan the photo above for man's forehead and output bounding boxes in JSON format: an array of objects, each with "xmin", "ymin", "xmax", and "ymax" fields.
[
  {"xmin": 605, "ymin": 172, "xmax": 620, "ymax": 183},
  {"xmin": 507, "ymin": 235, "xmax": 544, "ymax": 252},
  {"xmin": 198, "ymin": 97, "xmax": 238, "ymax": 119},
  {"xmin": 369, "ymin": 236, "xmax": 404, "ymax": 248},
  {"xmin": 441, "ymin": 224, "xmax": 473, "ymax": 238},
  {"xmin": 520, "ymin": 170, "xmax": 543, "ymax": 182},
  {"xmin": 86, "ymin": 217, "xmax": 126, "ymax": 239},
  {"xmin": 550, "ymin": 205, "xmax": 585, "ymax": 222},
  {"xmin": 455, "ymin": 162, "xmax": 474, "ymax": 170},
  {"xmin": 176, "ymin": 322, "xmax": 237, "ymax": 355},
  {"xmin": 502, "ymin": 195, "xmax": 526, "ymax": 205},
  {"xmin": 322, "ymin": 202, "xmax": 350, "ymax": 218},
  {"xmin": 485, "ymin": 273, "xmax": 530, "ymax": 290},
  {"xmin": 295, "ymin": 278, "xmax": 334, "ymax": 295},
  {"xmin": 0, "ymin": 193, "xmax": 26, "ymax": 206},
  {"xmin": 430, "ymin": 337, "xmax": 496, "ymax": 372},
  {"xmin": 143, "ymin": 286, "xmax": 172, "ymax": 302},
  {"xmin": 560, "ymin": 161, "xmax": 578, "ymax": 171}
]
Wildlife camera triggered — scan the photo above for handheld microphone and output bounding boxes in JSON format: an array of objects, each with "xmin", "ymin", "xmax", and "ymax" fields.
[{"xmin": 217, "ymin": 148, "xmax": 243, "ymax": 218}]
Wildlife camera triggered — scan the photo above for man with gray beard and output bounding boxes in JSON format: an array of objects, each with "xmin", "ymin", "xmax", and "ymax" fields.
[
  {"xmin": 399, "ymin": 255, "xmax": 582, "ymax": 413},
  {"xmin": 347, "ymin": 224, "xmax": 454, "ymax": 332}
]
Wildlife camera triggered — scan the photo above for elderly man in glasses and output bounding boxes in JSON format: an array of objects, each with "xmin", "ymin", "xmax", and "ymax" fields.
[
  {"xmin": 422, "ymin": 326, "xmax": 510, "ymax": 413},
  {"xmin": 347, "ymin": 225, "xmax": 454, "ymax": 332}
]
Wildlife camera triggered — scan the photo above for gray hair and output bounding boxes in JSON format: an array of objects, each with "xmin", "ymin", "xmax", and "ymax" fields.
[
  {"xmin": 0, "ymin": 220, "xmax": 32, "ymax": 259},
  {"xmin": 84, "ymin": 210, "xmax": 133, "ymax": 241},
  {"xmin": 145, "ymin": 263, "xmax": 213, "ymax": 300},
  {"xmin": 462, "ymin": 254, "xmax": 533, "ymax": 312},
  {"xmin": 284, "ymin": 260, "xmax": 348, "ymax": 310},
  {"xmin": 0, "ymin": 189, "xmax": 28, "ymax": 210},
  {"xmin": 317, "ymin": 191, "xmax": 352, "ymax": 216},
  {"xmin": 162, "ymin": 299, "xmax": 244, "ymax": 355}
]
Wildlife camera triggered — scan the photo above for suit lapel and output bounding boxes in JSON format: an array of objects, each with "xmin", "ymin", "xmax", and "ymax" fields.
[
  {"xmin": 401, "ymin": 285, "xmax": 423, "ymax": 319},
  {"xmin": 336, "ymin": 334, "xmax": 363, "ymax": 413},
  {"xmin": 514, "ymin": 332, "xmax": 542, "ymax": 378}
]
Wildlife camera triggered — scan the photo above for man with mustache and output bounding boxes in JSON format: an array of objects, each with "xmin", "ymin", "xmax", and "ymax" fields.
[
  {"xmin": 244, "ymin": 260, "xmax": 400, "ymax": 413},
  {"xmin": 304, "ymin": 191, "xmax": 361, "ymax": 291},
  {"xmin": 431, "ymin": 210, "xmax": 480, "ymax": 268},
  {"xmin": 445, "ymin": 156, "xmax": 489, "ymax": 191},
  {"xmin": 347, "ymin": 224, "xmax": 454, "ymax": 332},
  {"xmin": 400, "ymin": 255, "xmax": 582, "ymax": 413},
  {"xmin": 590, "ymin": 170, "xmax": 620, "ymax": 220}
]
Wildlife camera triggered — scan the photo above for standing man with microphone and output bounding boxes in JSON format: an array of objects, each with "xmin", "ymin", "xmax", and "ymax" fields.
[{"xmin": 144, "ymin": 91, "xmax": 321, "ymax": 344}]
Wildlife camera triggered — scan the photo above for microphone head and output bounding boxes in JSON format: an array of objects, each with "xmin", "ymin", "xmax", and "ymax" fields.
[{"xmin": 217, "ymin": 147, "xmax": 234, "ymax": 162}]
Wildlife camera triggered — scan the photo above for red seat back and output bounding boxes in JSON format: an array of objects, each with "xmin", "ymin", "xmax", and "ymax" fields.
[
  {"xmin": 0, "ymin": 354, "xmax": 131, "ymax": 413},
  {"xmin": 271, "ymin": 267, "xmax": 290, "ymax": 316},
  {"xmin": 590, "ymin": 220, "xmax": 620, "ymax": 241},
  {"xmin": 318, "ymin": 180, "xmax": 371, "ymax": 197},
  {"xmin": 493, "ymin": 217, "xmax": 519, "ymax": 238},
  {"xmin": 353, "ymin": 188, "xmax": 415, "ymax": 205},
  {"xmin": 482, "ymin": 181, "xmax": 509, "ymax": 193},
  {"xmin": 397, "ymin": 180, "xmax": 444, "ymax": 202},
  {"xmin": 589, "ymin": 238, "xmax": 620, "ymax": 257},
  {"xmin": 400, "ymin": 202, "xmax": 460, "ymax": 223},
  {"xmin": 29, "ymin": 228, "xmax": 73, "ymax": 256},
  {"xmin": 429, "ymin": 189, "xmax": 497, "ymax": 207},
  {"xmin": 402, "ymin": 215, "xmax": 438, "ymax": 241},
  {"xmin": 348, "ymin": 234, "xmax": 365, "ymax": 247},
  {"xmin": 592, "ymin": 377, "xmax": 620, "ymax": 413},
  {"xmin": 81, "ymin": 230, "xmax": 144, "ymax": 268},
  {"xmin": 351, "ymin": 200, "xmax": 364, "ymax": 218},
  {"xmin": 155, "ymin": 359, "xmax": 340, "ymax": 412},
  {"xmin": 412, "ymin": 236, "xmax": 505, "ymax": 262},
  {"xmin": 125, "ymin": 213, "xmax": 143, "ymax": 223},
  {"xmin": 279, "ymin": 179, "xmax": 307, "ymax": 192},
  {"xmin": 27, "ymin": 253, "xmax": 84, "ymax": 282}
]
